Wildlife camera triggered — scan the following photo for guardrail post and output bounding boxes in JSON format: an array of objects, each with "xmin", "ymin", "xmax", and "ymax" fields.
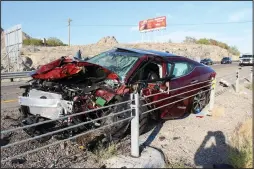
[
  {"xmin": 130, "ymin": 92, "xmax": 140, "ymax": 158},
  {"xmin": 250, "ymin": 68, "xmax": 253, "ymax": 83},
  {"xmin": 236, "ymin": 68, "xmax": 240, "ymax": 93},
  {"xmin": 209, "ymin": 77, "xmax": 216, "ymax": 111}
]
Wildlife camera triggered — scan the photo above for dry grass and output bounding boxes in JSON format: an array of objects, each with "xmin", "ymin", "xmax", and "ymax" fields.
[
  {"xmin": 75, "ymin": 133, "xmax": 118, "ymax": 160},
  {"xmin": 228, "ymin": 118, "xmax": 253, "ymax": 168},
  {"xmin": 245, "ymin": 83, "xmax": 253, "ymax": 90},
  {"xmin": 166, "ymin": 162, "xmax": 192, "ymax": 168},
  {"xmin": 94, "ymin": 142, "xmax": 118, "ymax": 160},
  {"xmin": 165, "ymin": 158, "xmax": 193, "ymax": 168}
]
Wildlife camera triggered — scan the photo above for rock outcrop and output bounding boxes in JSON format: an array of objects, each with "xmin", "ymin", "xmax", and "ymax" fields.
[{"xmin": 97, "ymin": 36, "xmax": 118, "ymax": 45}]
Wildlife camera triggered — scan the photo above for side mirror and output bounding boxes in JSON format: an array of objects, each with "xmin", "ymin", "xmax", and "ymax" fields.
[{"xmin": 161, "ymin": 74, "xmax": 175, "ymax": 84}]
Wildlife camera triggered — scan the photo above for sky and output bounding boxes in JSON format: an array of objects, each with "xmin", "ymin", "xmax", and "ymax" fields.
[{"xmin": 1, "ymin": 1, "xmax": 253, "ymax": 53}]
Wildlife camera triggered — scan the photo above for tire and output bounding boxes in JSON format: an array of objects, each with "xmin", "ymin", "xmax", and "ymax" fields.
[
  {"xmin": 101, "ymin": 96, "xmax": 149, "ymax": 141},
  {"xmin": 139, "ymin": 100, "xmax": 149, "ymax": 135},
  {"xmin": 191, "ymin": 90, "xmax": 209, "ymax": 114},
  {"xmin": 100, "ymin": 95, "xmax": 131, "ymax": 141}
]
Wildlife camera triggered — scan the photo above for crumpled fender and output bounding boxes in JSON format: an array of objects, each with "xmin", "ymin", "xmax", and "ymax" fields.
[
  {"xmin": 116, "ymin": 85, "xmax": 130, "ymax": 95},
  {"xmin": 35, "ymin": 57, "xmax": 71, "ymax": 75},
  {"xmin": 32, "ymin": 63, "xmax": 82, "ymax": 80},
  {"xmin": 31, "ymin": 57, "xmax": 121, "ymax": 81}
]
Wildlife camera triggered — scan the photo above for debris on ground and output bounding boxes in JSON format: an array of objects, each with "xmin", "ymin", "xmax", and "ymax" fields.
[
  {"xmin": 11, "ymin": 158, "xmax": 27, "ymax": 165},
  {"xmin": 219, "ymin": 79, "xmax": 231, "ymax": 87}
]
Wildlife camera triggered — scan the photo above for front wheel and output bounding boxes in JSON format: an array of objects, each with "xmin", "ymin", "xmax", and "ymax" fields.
[
  {"xmin": 101, "ymin": 96, "xmax": 149, "ymax": 141},
  {"xmin": 139, "ymin": 100, "xmax": 149, "ymax": 135}
]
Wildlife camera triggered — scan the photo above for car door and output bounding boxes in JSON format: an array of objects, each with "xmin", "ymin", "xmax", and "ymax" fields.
[
  {"xmin": 160, "ymin": 59, "xmax": 200, "ymax": 119},
  {"xmin": 140, "ymin": 57, "xmax": 173, "ymax": 115}
]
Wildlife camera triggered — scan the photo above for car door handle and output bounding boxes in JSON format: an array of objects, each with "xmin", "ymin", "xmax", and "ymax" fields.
[{"xmin": 190, "ymin": 80, "xmax": 199, "ymax": 84}]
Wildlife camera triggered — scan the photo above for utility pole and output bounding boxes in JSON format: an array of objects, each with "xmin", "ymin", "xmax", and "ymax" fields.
[{"xmin": 68, "ymin": 18, "xmax": 72, "ymax": 46}]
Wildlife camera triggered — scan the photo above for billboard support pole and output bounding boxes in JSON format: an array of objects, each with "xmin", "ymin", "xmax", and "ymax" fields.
[
  {"xmin": 162, "ymin": 29, "xmax": 164, "ymax": 42},
  {"xmin": 147, "ymin": 32, "xmax": 149, "ymax": 43},
  {"xmin": 149, "ymin": 32, "xmax": 151, "ymax": 43},
  {"xmin": 160, "ymin": 29, "xmax": 163, "ymax": 43},
  {"xmin": 154, "ymin": 30, "xmax": 156, "ymax": 43}
]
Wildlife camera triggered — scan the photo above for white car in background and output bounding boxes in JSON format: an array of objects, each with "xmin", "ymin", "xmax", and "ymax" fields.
[{"xmin": 239, "ymin": 54, "xmax": 253, "ymax": 66}]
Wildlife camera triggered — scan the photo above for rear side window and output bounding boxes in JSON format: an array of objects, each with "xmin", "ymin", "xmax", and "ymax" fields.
[{"xmin": 168, "ymin": 62, "xmax": 194, "ymax": 78}]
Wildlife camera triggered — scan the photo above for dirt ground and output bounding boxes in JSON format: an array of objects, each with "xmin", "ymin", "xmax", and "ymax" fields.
[{"xmin": 137, "ymin": 81, "xmax": 252, "ymax": 168}]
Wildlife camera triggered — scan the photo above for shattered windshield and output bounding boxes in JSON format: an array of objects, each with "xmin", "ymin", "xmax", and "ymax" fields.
[{"xmin": 87, "ymin": 51, "xmax": 139, "ymax": 81}]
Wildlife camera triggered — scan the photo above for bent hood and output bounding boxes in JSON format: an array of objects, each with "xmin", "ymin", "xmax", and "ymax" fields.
[{"xmin": 31, "ymin": 56, "xmax": 120, "ymax": 81}]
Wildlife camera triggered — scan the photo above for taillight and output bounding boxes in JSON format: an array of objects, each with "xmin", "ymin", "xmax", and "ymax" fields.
[{"xmin": 211, "ymin": 72, "xmax": 216, "ymax": 78}]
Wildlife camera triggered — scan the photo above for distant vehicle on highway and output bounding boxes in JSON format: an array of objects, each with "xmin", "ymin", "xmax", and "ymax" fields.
[
  {"xmin": 200, "ymin": 58, "xmax": 213, "ymax": 65},
  {"xmin": 239, "ymin": 54, "xmax": 253, "ymax": 66},
  {"xmin": 18, "ymin": 47, "xmax": 216, "ymax": 142},
  {"xmin": 221, "ymin": 57, "xmax": 232, "ymax": 64}
]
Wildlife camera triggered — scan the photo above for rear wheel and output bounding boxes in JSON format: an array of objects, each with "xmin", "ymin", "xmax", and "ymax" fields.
[{"xmin": 191, "ymin": 90, "xmax": 209, "ymax": 114}]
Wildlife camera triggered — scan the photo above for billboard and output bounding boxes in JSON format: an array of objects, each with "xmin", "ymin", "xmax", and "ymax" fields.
[
  {"xmin": 139, "ymin": 16, "xmax": 166, "ymax": 32},
  {"xmin": 4, "ymin": 24, "xmax": 22, "ymax": 71},
  {"xmin": 4, "ymin": 24, "xmax": 22, "ymax": 63}
]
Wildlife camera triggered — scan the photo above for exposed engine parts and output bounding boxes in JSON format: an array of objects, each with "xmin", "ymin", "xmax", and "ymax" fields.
[{"xmin": 19, "ymin": 64, "xmax": 130, "ymax": 142}]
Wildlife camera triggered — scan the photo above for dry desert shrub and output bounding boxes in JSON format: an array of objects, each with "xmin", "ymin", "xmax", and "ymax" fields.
[{"xmin": 228, "ymin": 118, "xmax": 253, "ymax": 168}]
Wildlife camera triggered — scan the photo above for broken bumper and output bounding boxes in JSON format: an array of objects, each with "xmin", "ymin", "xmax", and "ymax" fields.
[{"xmin": 18, "ymin": 96, "xmax": 73, "ymax": 120}]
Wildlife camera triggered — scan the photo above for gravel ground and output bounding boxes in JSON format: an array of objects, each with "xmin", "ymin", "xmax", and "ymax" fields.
[
  {"xmin": 1, "ymin": 72, "xmax": 252, "ymax": 168},
  {"xmin": 0, "ymin": 104, "xmax": 133, "ymax": 168},
  {"xmin": 138, "ymin": 82, "xmax": 252, "ymax": 168}
]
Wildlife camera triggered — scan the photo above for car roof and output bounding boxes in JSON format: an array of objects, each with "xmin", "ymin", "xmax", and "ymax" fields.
[{"xmin": 114, "ymin": 47, "xmax": 177, "ymax": 57}]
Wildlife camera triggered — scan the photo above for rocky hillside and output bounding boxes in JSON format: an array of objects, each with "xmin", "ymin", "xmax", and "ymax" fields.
[{"xmin": 1, "ymin": 36, "xmax": 238, "ymax": 72}]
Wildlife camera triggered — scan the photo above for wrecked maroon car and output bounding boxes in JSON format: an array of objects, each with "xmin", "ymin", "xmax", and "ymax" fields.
[{"xmin": 18, "ymin": 47, "xmax": 216, "ymax": 142}]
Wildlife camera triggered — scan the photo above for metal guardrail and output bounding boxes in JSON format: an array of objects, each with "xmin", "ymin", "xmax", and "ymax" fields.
[{"xmin": 1, "ymin": 71, "xmax": 32, "ymax": 80}]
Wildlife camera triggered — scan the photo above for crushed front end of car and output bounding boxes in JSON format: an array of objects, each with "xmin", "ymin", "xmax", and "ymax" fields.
[{"xmin": 18, "ymin": 55, "xmax": 134, "ymax": 143}]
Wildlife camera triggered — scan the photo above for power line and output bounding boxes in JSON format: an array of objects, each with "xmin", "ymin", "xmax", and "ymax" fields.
[{"xmin": 71, "ymin": 20, "xmax": 252, "ymax": 27}]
